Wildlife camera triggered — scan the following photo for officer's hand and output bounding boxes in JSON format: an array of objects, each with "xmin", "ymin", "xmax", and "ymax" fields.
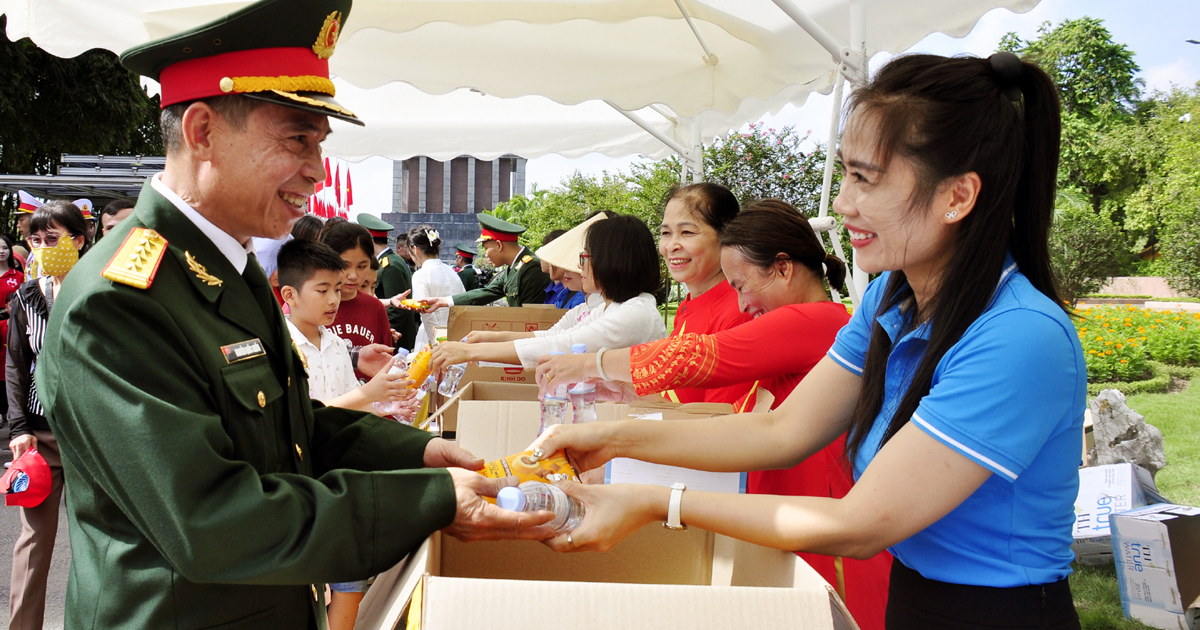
[
  {"xmin": 442, "ymin": 468, "xmax": 556, "ymax": 542},
  {"xmin": 421, "ymin": 297, "xmax": 452, "ymax": 313},
  {"xmin": 356, "ymin": 344, "xmax": 395, "ymax": 378},
  {"xmin": 424, "ymin": 438, "xmax": 483, "ymax": 470},
  {"xmin": 384, "ymin": 290, "xmax": 411, "ymax": 309},
  {"xmin": 9, "ymin": 434, "xmax": 36, "ymax": 459}
]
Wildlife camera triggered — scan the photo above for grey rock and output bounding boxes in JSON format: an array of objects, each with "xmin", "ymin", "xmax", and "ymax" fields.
[{"xmin": 1088, "ymin": 389, "xmax": 1167, "ymax": 478}]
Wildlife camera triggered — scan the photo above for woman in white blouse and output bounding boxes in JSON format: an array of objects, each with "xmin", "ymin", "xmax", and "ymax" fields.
[
  {"xmin": 408, "ymin": 225, "xmax": 465, "ymax": 349},
  {"xmin": 430, "ymin": 214, "xmax": 667, "ymax": 371}
]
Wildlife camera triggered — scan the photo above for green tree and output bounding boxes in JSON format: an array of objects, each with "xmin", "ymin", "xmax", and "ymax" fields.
[
  {"xmin": 1001, "ymin": 17, "xmax": 1148, "ymax": 221},
  {"xmin": 703, "ymin": 123, "xmax": 836, "ymax": 216},
  {"xmin": 1050, "ymin": 188, "xmax": 1130, "ymax": 304},
  {"xmin": 0, "ymin": 15, "xmax": 163, "ymax": 224},
  {"xmin": 1127, "ymin": 88, "xmax": 1200, "ymax": 294}
]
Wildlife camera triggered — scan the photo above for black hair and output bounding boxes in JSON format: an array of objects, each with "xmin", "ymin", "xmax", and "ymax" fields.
[
  {"xmin": 102, "ymin": 198, "xmax": 136, "ymax": 217},
  {"xmin": 0, "ymin": 234, "xmax": 19, "ymax": 272},
  {"xmin": 320, "ymin": 220, "xmax": 373, "ymax": 260},
  {"xmin": 291, "ymin": 214, "xmax": 324, "ymax": 242},
  {"xmin": 31, "ymin": 200, "xmax": 91, "ymax": 256},
  {"xmin": 843, "ymin": 52, "xmax": 1064, "ymax": 466},
  {"xmin": 662, "ymin": 183, "xmax": 739, "ymax": 233},
  {"xmin": 161, "ymin": 95, "xmax": 264, "ymax": 155},
  {"xmin": 277, "ymin": 239, "xmax": 348, "ymax": 290},
  {"xmin": 721, "ymin": 199, "xmax": 846, "ymax": 291},
  {"xmin": 585, "ymin": 215, "xmax": 660, "ymax": 302},
  {"xmin": 369, "ymin": 255, "xmax": 380, "ymax": 271},
  {"xmin": 407, "ymin": 225, "xmax": 441, "ymax": 257},
  {"xmin": 542, "ymin": 229, "xmax": 567, "ymax": 246}
]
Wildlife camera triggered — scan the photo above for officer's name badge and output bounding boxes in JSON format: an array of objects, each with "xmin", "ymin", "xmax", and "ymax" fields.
[{"xmin": 222, "ymin": 338, "xmax": 266, "ymax": 364}]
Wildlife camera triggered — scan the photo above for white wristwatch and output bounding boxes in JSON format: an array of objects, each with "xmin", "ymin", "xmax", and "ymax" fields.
[{"xmin": 663, "ymin": 482, "xmax": 687, "ymax": 530}]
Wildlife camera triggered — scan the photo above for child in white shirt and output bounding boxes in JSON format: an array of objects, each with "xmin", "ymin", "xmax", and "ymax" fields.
[{"xmin": 277, "ymin": 239, "xmax": 413, "ymax": 630}]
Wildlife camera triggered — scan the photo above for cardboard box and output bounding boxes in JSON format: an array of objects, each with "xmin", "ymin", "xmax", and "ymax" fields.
[
  {"xmin": 356, "ymin": 529, "xmax": 858, "ymax": 630},
  {"xmin": 425, "ymin": 381, "xmax": 541, "ymax": 438},
  {"xmin": 446, "ymin": 304, "xmax": 564, "ymax": 343},
  {"xmin": 1111, "ymin": 504, "xmax": 1200, "ymax": 630},
  {"xmin": 357, "ymin": 392, "xmax": 856, "ymax": 629},
  {"xmin": 1072, "ymin": 463, "xmax": 1165, "ymax": 564}
]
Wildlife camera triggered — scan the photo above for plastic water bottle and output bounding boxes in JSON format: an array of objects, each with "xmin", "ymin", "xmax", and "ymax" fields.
[
  {"xmin": 539, "ymin": 351, "xmax": 570, "ymax": 435},
  {"xmin": 437, "ymin": 363, "xmax": 467, "ymax": 397},
  {"xmin": 372, "ymin": 348, "xmax": 410, "ymax": 417},
  {"xmin": 496, "ymin": 481, "xmax": 585, "ymax": 533},
  {"xmin": 568, "ymin": 343, "xmax": 596, "ymax": 423}
]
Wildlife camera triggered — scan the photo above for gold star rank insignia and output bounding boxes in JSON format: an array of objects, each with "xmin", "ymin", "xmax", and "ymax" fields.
[{"xmin": 102, "ymin": 227, "xmax": 168, "ymax": 289}]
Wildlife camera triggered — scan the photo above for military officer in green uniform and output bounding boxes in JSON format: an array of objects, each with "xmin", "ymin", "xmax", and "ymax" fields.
[
  {"xmin": 358, "ymin": 213, "xmax": 420, "ymax": 351},
  {"xmin": 422, "ymin": 214, "xmax": 551, "ymax": 311},
  {"xmin": 453, "ymin": 242, "xmax": 481, "ymax": 291},
  {"xmin": 36, "ymin": 3, "xmax": 552, "ymax": 629}
]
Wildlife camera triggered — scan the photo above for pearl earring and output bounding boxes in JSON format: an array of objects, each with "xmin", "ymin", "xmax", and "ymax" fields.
[{"xmin": 945, "ymin": 210, "xmax": 958, "ymax": 220}]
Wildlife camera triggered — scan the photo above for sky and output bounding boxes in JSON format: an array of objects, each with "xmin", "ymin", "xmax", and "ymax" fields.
[{"xmin": 342, "ymin": 0, "xmax": 1200, "ymax": 219}]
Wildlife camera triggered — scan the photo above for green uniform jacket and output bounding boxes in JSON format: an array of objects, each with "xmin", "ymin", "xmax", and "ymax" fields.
[
  {"xmin": 39, "ymin": 182, "xmax": 457, "ymax": 630},
  {"xmin": 451, "ymin": 246, "xmax": 551, "ymax": 307},
  {"xmin": 375, "ymin": 249, "xmax": 420, "ymax": 351},
  {"xmin": 456, "ymin": 265, "xmax": 479, "ymax": 291}
]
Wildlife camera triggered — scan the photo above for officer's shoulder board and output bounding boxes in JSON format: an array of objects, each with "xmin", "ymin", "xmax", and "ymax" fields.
[
  {"xmin": 380, "ymin": 256, "xmax": 390, "ymax": 269},
  {"xmin": 522, "ymin": 255, "xmax": 533, "ymax": 264},
  {"xmin": 102, "ymin": 227, "xmax": 169, "ymax": 290}
]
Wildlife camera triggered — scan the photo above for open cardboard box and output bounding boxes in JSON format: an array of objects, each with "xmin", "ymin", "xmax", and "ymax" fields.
[
  {"xmin": 425, "ymin": 381, "xmax": 541, "ymax": 438},
  {"xmin": 356, "ymin": 394, "xmax": 857, "ymax": 630},
  {"xmin": 445, "ymin": 305, "xmax": 565, "ymax": 387},
  {"xmin": 1111, "ymin": 504, "xmax": 1200, "ymax": 630}
]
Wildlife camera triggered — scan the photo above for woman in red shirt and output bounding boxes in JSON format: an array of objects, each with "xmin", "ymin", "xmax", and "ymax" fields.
[
  {"xmin": 658, "ymin": 183, "xmax": 753, "ymax": 405},
  {"xmin": 321, "ymin": 221, "xmax": 392, "ymax": 381},
  {"xmin": 0, "ymin": 234, "xmax": 24, "ymax": 426},
  {"xmin": 537, "ymin": 200, "xmax": 892, "ymax": 630}
]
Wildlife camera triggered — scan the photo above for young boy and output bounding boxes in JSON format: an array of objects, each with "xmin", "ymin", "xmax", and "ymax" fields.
[{"xmin": 276, "ymin": 239, "xmax": 410, "ymax": 630}]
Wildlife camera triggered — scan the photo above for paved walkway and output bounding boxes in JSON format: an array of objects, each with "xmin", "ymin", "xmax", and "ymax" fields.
[{"xmin": 0, "ymin": 430, "xmax": 71, "ymax": 630}]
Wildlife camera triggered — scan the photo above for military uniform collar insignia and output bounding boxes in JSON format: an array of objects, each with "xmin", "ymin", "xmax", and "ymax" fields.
[{"xmin": 186, "ymin": 251, "xmax": 223, "ymax": 287}]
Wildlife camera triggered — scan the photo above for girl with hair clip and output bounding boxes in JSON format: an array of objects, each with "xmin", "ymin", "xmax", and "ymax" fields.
[
  {"xmin": 530, "ymin": 52, "xmax": 1084, "ymax": 630},
  {"xmin": 406, "ymin": 225, "xmax": 464, "ymax": 349},
  {"xmin": 537, "ymin": 199, "xmax": 892, "ymax": 629}
]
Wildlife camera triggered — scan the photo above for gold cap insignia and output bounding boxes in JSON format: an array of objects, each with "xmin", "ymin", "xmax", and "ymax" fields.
[
  {"xmin": 102, "ymin": 227, "xmax": 168, "ymax": 290},
  {"xmin": 312, "ymin": 11, "xmax": 342, "ymax": 60},
  {"xmin": 185, "ymin": 251, "xmax": 223, "ymax": 287}
]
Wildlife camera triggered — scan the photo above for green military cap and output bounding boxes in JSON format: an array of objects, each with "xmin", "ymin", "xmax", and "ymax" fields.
[
  {"xmin": 476, "ymin": 213, "xmax": 526, "ymax": 243},
  {"xmin": 455, "ymin": 243, "xmax": 476, "ymax": 259},
  {"xmin": 356, "ymin": 213, "xmax": 394, "ymax": 238},
  {"xmin": 120, "ymin": 0, "xmax": 363, "ymax": 126}
]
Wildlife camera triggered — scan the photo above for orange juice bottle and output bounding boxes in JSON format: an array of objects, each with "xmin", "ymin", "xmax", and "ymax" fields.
[{"xmin": 406, "ymin": 348, "xmax": 432, "ymax": 389}]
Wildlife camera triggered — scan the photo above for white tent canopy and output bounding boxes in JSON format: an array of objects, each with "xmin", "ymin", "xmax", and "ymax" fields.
[
  {"xmin": 320, "ymin": 78, "xmax": 830, "ymax": 162},
  {"xmin": 3, "ymin": 0, "xmax": 1041, "ymax": 304},
  {"xmin": 6, "ymin": 0, "xmax": 1035, "ymax": 118}
]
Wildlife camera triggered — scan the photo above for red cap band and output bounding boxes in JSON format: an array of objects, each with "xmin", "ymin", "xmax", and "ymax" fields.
[
  {"xmin": 479, "ymin": 227, "xmax": 519, "ymax": 242},
  {"xmin": 366, "ymin": 229, "xmax": 390, "ymax": 238},
  {"xmin": 159, "ymin": 47, "xmax": 329, "ymax": 108},
  {"xmin": 17, "ymin": 202, "xmax": 38, "ymax": 214}
]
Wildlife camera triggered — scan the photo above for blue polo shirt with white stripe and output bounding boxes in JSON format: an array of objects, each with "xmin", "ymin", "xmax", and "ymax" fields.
[{"xmin": 827, "ymin": 258, "xmax": 1086, "ymax": 587}]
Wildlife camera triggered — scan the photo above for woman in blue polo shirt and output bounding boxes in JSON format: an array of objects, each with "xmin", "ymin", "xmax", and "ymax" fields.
[{"xmin": 530, "ymin": 51, "xmax": 1084, "ymax": 630}]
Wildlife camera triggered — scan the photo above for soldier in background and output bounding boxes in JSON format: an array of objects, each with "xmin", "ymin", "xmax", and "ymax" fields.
[
  {"xmin": 421, "ymin": 214, "xmax": 551, "ymax": 310},
  {"xmin": 453, "ymin": 242, "xmax": 480, "ymax": 291},
  {"xmin": 358, "ymin": 213, "xmax": 419, "ymax": 351}
]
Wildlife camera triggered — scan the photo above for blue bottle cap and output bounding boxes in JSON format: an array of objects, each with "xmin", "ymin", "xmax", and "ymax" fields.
[
  {"xmin": 496, "ymin": 486, "xmax": 526, "ymax": 511},
  {"xmin": 570, "ymin": 343, "xmax": 587, "ymax": 354},
  {"xmin": 395, "ymin": 348, "xmax": 410, "ymax": 359}
]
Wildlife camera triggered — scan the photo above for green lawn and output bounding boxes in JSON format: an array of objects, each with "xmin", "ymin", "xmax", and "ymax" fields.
[{"xmin": 1073, "ymin": 377, "xmax": 1200, "ymax": 629}]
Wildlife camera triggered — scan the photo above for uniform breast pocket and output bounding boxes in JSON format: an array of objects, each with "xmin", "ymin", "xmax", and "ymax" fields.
[
  {"xmin": 221, "ymin": 359, "xmax": 284, "ymax": 414},
  {"xmin": 220, "ymin": 359, "xmax": 285, "ymax": 471}
]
